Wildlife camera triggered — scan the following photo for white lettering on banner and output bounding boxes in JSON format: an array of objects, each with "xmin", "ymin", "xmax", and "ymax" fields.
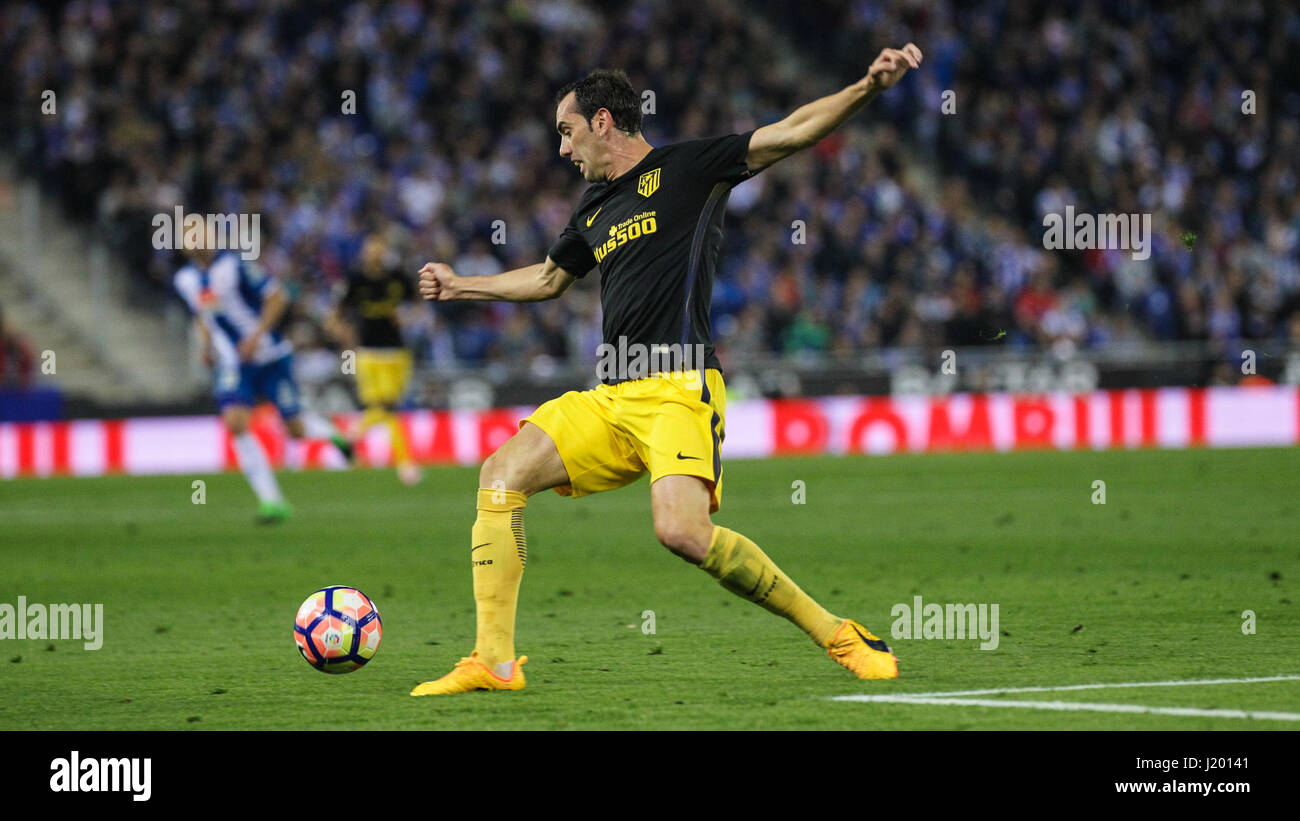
[{"xmin": 0, "ymin": 387, "xmax": 1296, "ymax": 477}]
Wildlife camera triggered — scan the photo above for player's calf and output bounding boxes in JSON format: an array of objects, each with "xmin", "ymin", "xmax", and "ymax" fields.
[
  {"xmin": 223, "ymin": 404, "xmax": 288, "ymax": 519},
  {"xmin": 285, "ymin": 414, "xmax": 354, "ymax": 464},
  {"xmin": 413, "ymin": 423, "xmax": 569, "ymax": 696}
]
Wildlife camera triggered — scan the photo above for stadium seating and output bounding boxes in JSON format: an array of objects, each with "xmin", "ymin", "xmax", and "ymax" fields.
[{"xmin": 2, "ymin": 0, "xmax": 1297, "ymax": 401}]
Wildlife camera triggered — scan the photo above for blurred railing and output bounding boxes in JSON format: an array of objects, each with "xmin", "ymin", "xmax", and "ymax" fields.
[{"xmin": 332, "ymin": 340, "xmax": 1300, "ymax": 413}]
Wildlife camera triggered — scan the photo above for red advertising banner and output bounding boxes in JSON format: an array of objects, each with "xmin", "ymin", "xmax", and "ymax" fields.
[{"xmin": 1, "ymin": 386, "xmax": 1295, "ymax": 478}]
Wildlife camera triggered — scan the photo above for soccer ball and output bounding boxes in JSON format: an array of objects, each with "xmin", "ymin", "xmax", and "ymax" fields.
[{"xmin": 293, "ymin": 586, "xmax": 382, "ymax": 674}]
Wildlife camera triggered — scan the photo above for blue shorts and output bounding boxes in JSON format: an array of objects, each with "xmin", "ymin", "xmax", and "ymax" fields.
[{"xmin": 216, "ymin": 355, "xmax": 302, "ymax": 419}]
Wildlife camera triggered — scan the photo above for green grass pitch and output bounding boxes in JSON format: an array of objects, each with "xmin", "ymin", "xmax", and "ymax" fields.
[{"xmin": 1, "ymin": 447, "xmax": 1297, "ymax": 730}]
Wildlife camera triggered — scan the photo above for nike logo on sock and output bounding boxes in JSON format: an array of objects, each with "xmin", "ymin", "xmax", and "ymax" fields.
[{"xmin": 676, "ymin": 451, "xmax": 702, "ymax": 460}]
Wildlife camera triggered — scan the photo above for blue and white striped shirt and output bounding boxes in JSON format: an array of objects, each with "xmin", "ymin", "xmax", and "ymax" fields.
[{"xmin": 174, "ymin": 251, "xmax": 293, "ymax": 369}]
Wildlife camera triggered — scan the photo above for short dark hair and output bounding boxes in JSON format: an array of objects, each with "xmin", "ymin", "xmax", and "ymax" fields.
[{"xmin": 554, "ymin": 69, "xmax": 642, "ymax": 135}]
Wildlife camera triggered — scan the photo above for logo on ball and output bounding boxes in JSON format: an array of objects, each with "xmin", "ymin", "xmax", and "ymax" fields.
[{"xmin": 293, "ymin": 586, "xmax": 382, "ymax": 674}]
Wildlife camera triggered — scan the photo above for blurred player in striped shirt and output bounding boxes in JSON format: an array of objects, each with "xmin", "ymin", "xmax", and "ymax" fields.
[{"xmin": 175, "ymin": 246, "xmax": 352, "ymax": 523}]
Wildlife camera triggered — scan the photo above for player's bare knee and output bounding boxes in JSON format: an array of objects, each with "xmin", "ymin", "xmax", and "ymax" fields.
[
  {"xmin": 223, "ymin": 408, "xmax": 249, "ymax": 435},
  {"xmin": 654, "ymin": 518, "xmax": 710, "ymax": 563},
  {"xmin": 480, "ymin": 424, "xmax": 567, "ymax": 496},
  {"xmin": 478, "ymin": 449, "xmax": 504, "ymax": 489},
  {"xmin": 479, "ymin": 448, "xmax": 526, "ymax": 494}
]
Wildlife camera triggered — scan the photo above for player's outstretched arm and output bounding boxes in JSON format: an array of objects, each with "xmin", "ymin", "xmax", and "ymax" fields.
[
  {"xmin": 746, "ymin": 43, "xmax": 922, "ymax": 172},
  {"xmin": 418, "ymin": 257, "xmax": 576, "ymax": 303}
]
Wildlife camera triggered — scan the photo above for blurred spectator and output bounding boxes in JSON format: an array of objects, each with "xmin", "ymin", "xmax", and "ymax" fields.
[
  {"xmin": 0, "ymin": 304, "xmax": 36, "ymax": 387},
  {"xmin": 2, "ymin": 0, "xmax": 1298, "ymax": 381}
]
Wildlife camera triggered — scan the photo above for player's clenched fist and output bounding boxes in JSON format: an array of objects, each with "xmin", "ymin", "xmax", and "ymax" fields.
[
  {"xmin": 418, "ymin": 262, "xmax": 456, "ymax": 301},
  {"xmin": 864, "ymin": 42, "xmax": 922, "ymax": 92}
]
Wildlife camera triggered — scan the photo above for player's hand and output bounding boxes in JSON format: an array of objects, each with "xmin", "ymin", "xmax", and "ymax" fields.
[
  {"xmin": 864, "ymin": 43, "xmax": 922, "ymax": 92},
  {"xmin": 418, "ymin": 262, "xmax": 457, "ymax": 301},
  {"xmin": 236, "ymin": 331, "xmax": 261, "ymax": 361},
  {"xmin": 324, "ymin": 314, "xmax": 358, "ymax": 349},
  {"xmin": 200, "ymin": 345, "xmax": 215, "ymax": 367}
]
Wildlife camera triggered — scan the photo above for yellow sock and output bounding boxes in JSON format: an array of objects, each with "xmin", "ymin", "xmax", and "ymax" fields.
[
  {"xmin": 360, "ymin": 406, "xmax": 387, "ymax": 431},
  {"xmin": 471, "ymin": 488, "xmax": 527, "ymax": 666},
  {"xmin": 385, "ymin": 414, "xmax": 411, "ymax": 465},
  {"xmin": 700, "ymin": 526, "xmax": 842, "ymax": 647},
  {"xmin": 360, "ymin": 408, "xmax": 411, "ymax": 466}
]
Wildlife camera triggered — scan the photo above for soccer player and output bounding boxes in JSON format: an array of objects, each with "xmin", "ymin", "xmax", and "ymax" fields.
[
  {"xmin": 174, "ymin": 247, "xmax": 353, "ymax": 523},
  {"xmin": 328, "ymin": 234, "xmax": 422, "ymax": 485},
  {"xmin": 411, "ymin": 44, "xmax": 923, "ymax": 694}
]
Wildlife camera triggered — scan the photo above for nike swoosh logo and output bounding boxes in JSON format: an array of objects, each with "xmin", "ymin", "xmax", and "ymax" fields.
[
  {"xmin": 851, "ymin": 623, "xmax": 892, "ymax": 654},
  {"xmin": 676, "ymin": 451, "xmax": 702, "ymax": 460},
  {"xmin": 585, "ymin": 207, "xmax": 602, "ymax": 227},
  {"xmin": 472, "ymin": 542, "xmax": 491, "ymax": 552}
]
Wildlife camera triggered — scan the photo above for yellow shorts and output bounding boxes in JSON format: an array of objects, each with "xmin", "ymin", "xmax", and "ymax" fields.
[
  {"xmin": 355, "ymin": 348, "xmax": 412, "ymax": 407},
  {"xmin": 522, "ymin": 369, "xmax": 727, "ymax": 512}
]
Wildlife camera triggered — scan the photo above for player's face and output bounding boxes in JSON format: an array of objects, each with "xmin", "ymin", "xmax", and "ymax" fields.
[
  {"xmin": 187, "ymin": 246, "xmax": 215, "ymax": 268},
  {"xmin": 555, "ymin": 93, "xmax": 604, "ymax": 182},
  {"xmin": 185, "ymin": 222, "xmax": 221, "ymax": 267},
  {"xmin": 361, "ymin": 236, "xmax": 386, "ymax": 276}
]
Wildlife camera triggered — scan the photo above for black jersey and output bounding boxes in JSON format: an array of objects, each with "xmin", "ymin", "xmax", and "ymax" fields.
[
  {"xmin": 546, "ymin": 132, "xmax": 759, "ymax": 382},
  {"xmin": 340, "ymin": 270, "xmax": 414, "ymax": 349}
]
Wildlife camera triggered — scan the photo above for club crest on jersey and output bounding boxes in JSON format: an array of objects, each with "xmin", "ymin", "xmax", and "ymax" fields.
[{"xmin": 637, "ymin": 168, "xmax": 660, "ymax": 198}]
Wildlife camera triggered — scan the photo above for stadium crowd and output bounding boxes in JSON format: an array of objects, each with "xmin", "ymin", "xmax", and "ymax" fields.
[
  {"xmin": 0, "ymin": 303, "xmax": 36, "ymax": 388},
  {"xmin": 3, "ymin": 0, "xmax": 1298, "ymax": 387}
]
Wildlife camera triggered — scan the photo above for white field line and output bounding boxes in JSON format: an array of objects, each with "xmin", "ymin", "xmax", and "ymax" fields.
[
  {"xmin": 830, "ymin": 675, "xmax": 1300, "ymax": 722},
  {"xmin": 831, "ymin": 695, "xmax": 1300, "ymax": 722},
  {"xmin": 836, "ymin": 674, "xmax": 1300, "ymax": 700}
]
